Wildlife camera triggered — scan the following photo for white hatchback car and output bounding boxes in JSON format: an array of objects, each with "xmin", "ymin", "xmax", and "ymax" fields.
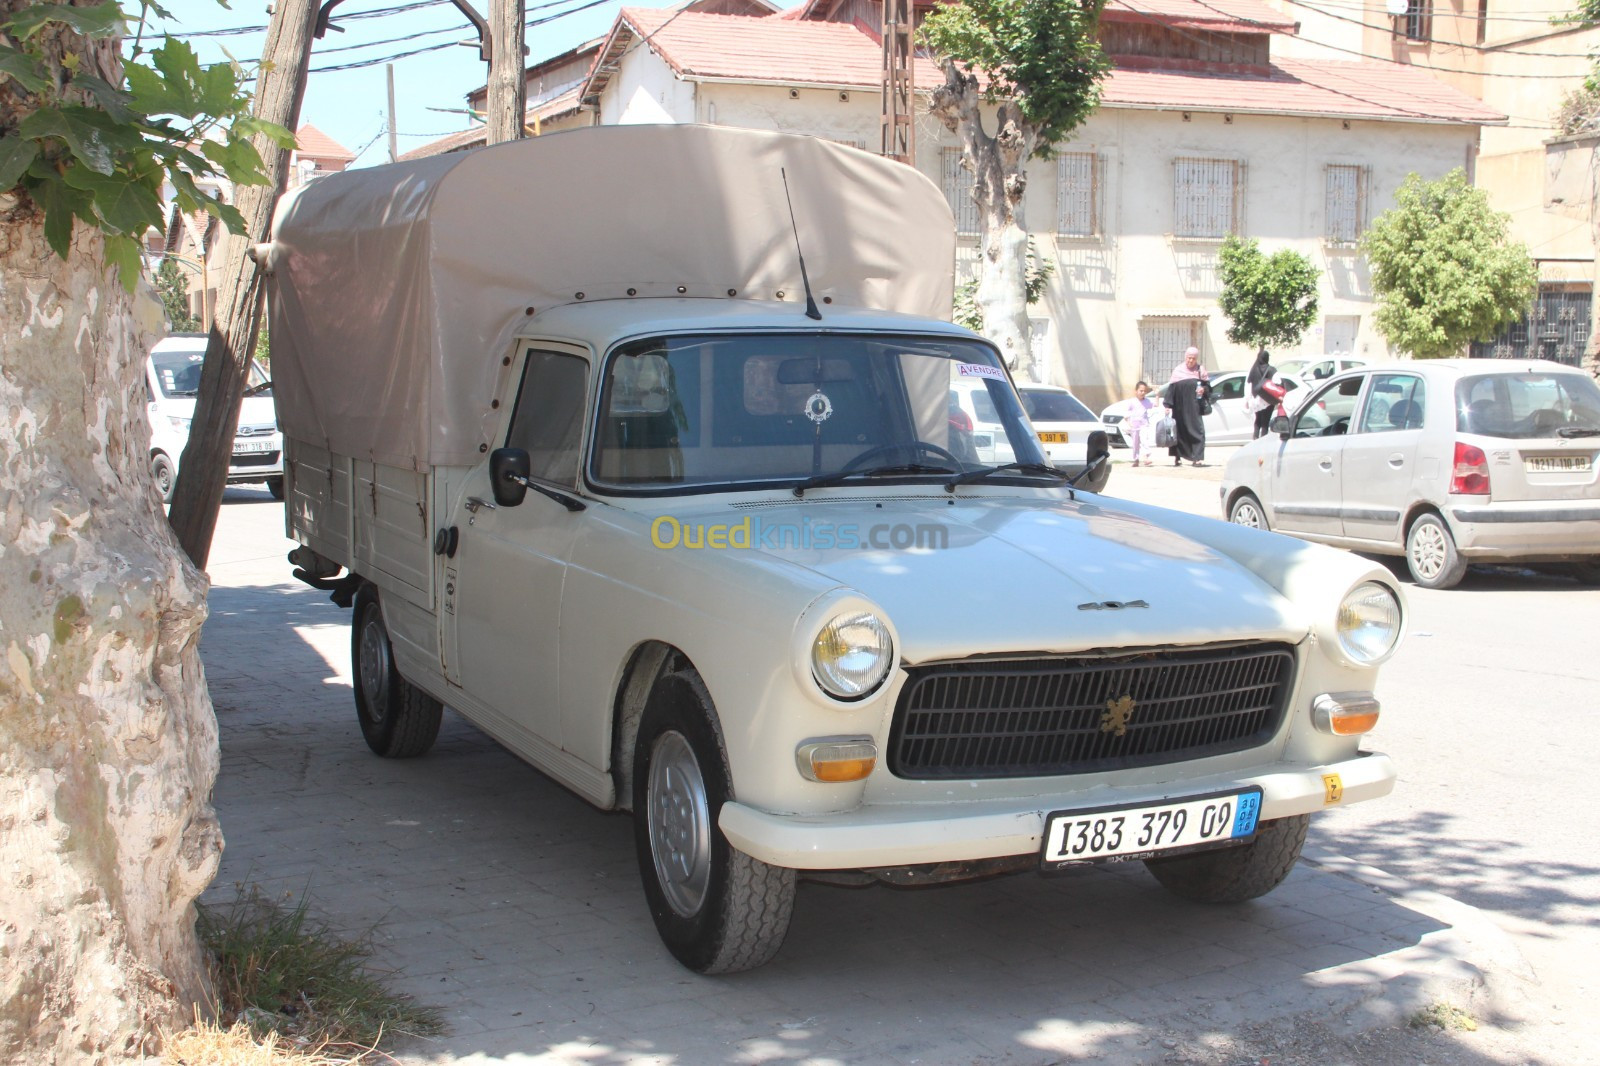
[
  {"xmin": 146, "ymin": 334, "xmax": 285, "ymax": 500},
  {"xmin": 1277, "ymin": 355, "xmax": 1370, "ymax": 381},
  {"xmin": 1017, "ymin": 384, "xmax": 1111, "ymax": 492},
  {"xmin": 1102, "ymin": 369, "xmax": 1310, "ymax": 448},
  {"xmin": 1221, "ymin": 359, "xmax": 1600, "ymax": 588}
]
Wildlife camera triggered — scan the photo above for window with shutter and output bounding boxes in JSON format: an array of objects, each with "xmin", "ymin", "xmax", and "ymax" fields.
[
  {"xmin": 1056, "ymin": 153, "xmax": 1099, "ymax": 237},
  {"xmin": 1173, "ymin": 158, "xmax": 1243, "ymax": 239},
  {"xmin": 941, "ymin": 147, "xmax": 979, "ymax": 236},
  {"xmin": 1325, "ymin": 164, "xmax": 1367, "ymax": 243}
]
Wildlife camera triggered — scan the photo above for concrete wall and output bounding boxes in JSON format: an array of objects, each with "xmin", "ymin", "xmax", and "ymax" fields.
[{"xmin": 599, "ymin": 46, "xmax": 696, "ymax": 125}]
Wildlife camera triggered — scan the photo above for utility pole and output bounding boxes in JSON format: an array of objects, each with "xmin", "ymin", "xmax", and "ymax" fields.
[
  {"xmin": 487, "ymin": 0, "xmax": 526, "ymax": 145},
  {"xmin": 879, "ymin": 0, "xmax": 915, "ymax": 166},
  {"xmin": 387, "ymin": 63, "xmax": 399, "ymax": 163},
  {"xmin": 166, "ymin": 0, "xmax": 320, "ymax": 567}
]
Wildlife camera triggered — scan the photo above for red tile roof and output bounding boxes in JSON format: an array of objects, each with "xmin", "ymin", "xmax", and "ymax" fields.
[
  {"xmin": 295, "ymin": 124, "xmax": 355, "ymax": 161},
  {"xmin": 589, "ymin": 8, "xmax": 1503, "ymax": 125}
]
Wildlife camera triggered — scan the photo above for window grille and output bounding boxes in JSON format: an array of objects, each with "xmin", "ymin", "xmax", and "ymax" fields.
[
  {"xmin": 1029, "ymin": 317, "xmax": 1051, "ymax": 375},
  {"xmin": 1324, "ymin": 164, "xmax": 1368, "ymax": 243},
  {"xmin": 1056, "ymin": 153, "xmax": 1101, "ymax": 237},
  {"xmin": 942, "ymin": 147, "xmax": 979, "ymax": 236},
  {"xmin": 1173, "ymin": 157, "xmax": 1244, "ymax": 239},
  {"xmin": 1399, "ymin": 0, "xmax": 1430, "ymax": 40},
  {"xmin": 1140, "ymin": 319, "xmax": 1203, "ymax": 383}
]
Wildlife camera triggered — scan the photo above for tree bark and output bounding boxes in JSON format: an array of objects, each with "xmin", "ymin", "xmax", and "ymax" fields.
[
  {"xmin": 166, "ymin": 0, "xmax": 319, "ymax": 569},
  {"xmin": 0, "ymin": 210, "xmax": 221, "ymax": 1063},
  {"xmin": 487, "ymin": 0, "xmax": 527, "ymax": 145},
  {"xmin": 930, "ymin": 63, "xmax": 1041, "ymax": 381}
]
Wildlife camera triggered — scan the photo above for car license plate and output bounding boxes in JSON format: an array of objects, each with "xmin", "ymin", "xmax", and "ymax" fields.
[
  {"xmin": 1040, "ymin": 787, "xmax": 1262, "ymax": 870},
  {"xmin": 1524, "ymin": 455, "xmax": 1591, "ymax": 473},
  {"xmin": 1037, "ymin": 431, "xmax": 1070, "ymax": 443},
  {"xmin": 233, "ymin": 439, "xmax": 274, "ymax": 454}
]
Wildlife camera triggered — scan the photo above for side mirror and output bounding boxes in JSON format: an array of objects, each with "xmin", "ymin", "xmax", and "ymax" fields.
[
  {"xmin": 1270, "ymin": 415, "xmax": 1291, "ymax": 440},
  {"xmin": 1085, "ymin": 429, "xmax": 1111, "ymax": 467},
  {"xmin": 490, "ymin": 448, "xmax": 531, "ymax": 507}
]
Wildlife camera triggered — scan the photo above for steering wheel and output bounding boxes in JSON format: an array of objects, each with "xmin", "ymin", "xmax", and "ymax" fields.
[{"xmin": 840, "ymin": 441, "xmax": 963, "ymax": 473}]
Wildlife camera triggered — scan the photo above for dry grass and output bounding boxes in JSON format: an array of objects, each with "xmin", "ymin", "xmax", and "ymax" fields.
[{"xmin": 162, "ymin": 1016, "xmax": 352, "ymax": 1066}]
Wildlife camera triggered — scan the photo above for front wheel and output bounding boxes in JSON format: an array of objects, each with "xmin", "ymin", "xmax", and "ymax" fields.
[
  {"xmin": 351, "ymin": 585, "xmax": 442, "ymax": 757},
  {"xmin": 266, "ymin": 475, "xmax": 284, "ymax": 500},
  {"xmin": 1405, "ymin": 513, "xmax": 1467, "ymax": 589},
  {"xmin": 150, "ymin": 452, "xmax": 176, "ymax": 503},
  {"xmin": 1145, "ymin": 814, "xmax": 1308, "ymax": 903},
  {"xmin": 1228, "ymin": 492, "xmax": 1267, "ymax": 530},
  {"xmin": 633, "ymin": 671, "xmax": 795, "ymax": 974}
]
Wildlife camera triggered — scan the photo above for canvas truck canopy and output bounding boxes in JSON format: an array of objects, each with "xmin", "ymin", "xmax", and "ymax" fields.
[{"xmin": 265, "ymin": 124, "xmax": 958, "ymax": 469}]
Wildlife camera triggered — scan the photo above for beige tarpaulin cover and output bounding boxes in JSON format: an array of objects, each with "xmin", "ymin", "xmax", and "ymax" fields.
[{"xmin": 266, "ymin": 124, "xmax": 957, "ymax": 469}]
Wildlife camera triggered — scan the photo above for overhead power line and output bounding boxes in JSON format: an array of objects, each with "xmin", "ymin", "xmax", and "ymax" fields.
[{"xmin": 308, "ymin": 0, "xmax": 617, "ymax": 73}]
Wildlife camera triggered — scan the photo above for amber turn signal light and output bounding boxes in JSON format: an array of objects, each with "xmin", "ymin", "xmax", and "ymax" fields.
[
  {"xmin": 1312, "ymin": 692, "xmax": 1380, "ymax": 736},
  {"xmin": 796, "ymin": 737, "xmax": 877, "ymax": 782}
]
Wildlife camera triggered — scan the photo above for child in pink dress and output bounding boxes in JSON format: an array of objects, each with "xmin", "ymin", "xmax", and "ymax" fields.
[{"xmin": 1117, "ymin": 382, "xmax": 1156, "ymax": 466}]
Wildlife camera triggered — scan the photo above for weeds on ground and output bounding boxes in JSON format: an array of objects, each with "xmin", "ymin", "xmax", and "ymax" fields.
[
  {"xmin": 179, "ymin": 885, "xmax": 444, "ymax": 1063},
  {"xmin": 1408, "ymin": 1000, "xmax": 1479, "ymax": 1032}
]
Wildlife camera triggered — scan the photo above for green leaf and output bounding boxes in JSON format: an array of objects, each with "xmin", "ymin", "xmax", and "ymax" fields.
[
  {"xmin": 71, "ymin": 73, "xmax": 137, "ymax": 124},
  {"xmin": 235, "ymin": 116, "xmax": 298, "ymax": 150},
  {"xmin": 63, "ymin": 165, "xmax": 163, "ymax": 235},
  {"xmin": 201, "ymin": 136, "xmax": 267, "ymax": 187},
  {"xmin": 102, "ymin": 234, "xmax": 144, "ymax": 293},
  {"xmin": 4, "ymin": 1, "xmax": 126, "ymax": 42},
  {"xmin": 205, "ymin": 198, "xmax": 246, "ymax": 234},
  {"xmin": 37, "ymin": 180, "xmax": 80, "ymax": 259},
  {"xmin": 125, "ymin": 53, "xmax": 198, "ymax": 119},
  {"xmin": 0, "ymin": 45, "xmax": 50, "ymax": 93},
  {"xmin": 17, "ymin": 106, "xmax": 119, "ymax": 174},
  {"xmin": 0, "ymin": 134, "xmax": 40, "ymax": 191}
]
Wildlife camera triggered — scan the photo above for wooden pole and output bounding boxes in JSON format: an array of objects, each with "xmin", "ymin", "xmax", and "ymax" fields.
[
  {"xmin": 166, "ymin": 0, "xmax": 320, "ymax": 567},
  {"xmin": 486, "ymin": 0, "xmax": 526, "ymax": 145},
  {"xmin": 387, "ymin": 63, "xmax": 399, "ymax": 163}
]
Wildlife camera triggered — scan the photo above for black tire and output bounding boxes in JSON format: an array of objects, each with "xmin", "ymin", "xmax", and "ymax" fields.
[
  {"xmin": 351, "ymin": 585, "xmax": 442, "ymax": 758},
  {"xmin": 633, "ymin": 671, "xmax": 795, "ymax": 974},
  {"xmin": 266, "ymin": 475, "xmax": 285, "ymax": 500},
  {"xmin": 1570, "ymin": 560, "xmax": 1600, "ymax": 586},
  {"xmin": 1145, "ymin": 814, "xmax": 1309, "ymax": 903},
  {"xmin": 1228, "ymin": 492, "xmax": 1268, "ymax": 530},
  {"xmin": 150, "ymin": 452, "xmax": 176, "ymax": 503},
  {"xmin": 1405, "ymin": 512, "xmax": 1467, "ymax": 590}
]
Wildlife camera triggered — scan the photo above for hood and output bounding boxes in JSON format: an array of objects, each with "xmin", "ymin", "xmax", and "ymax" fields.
[
  {"xmin": 163, "ymin": 394, "xmax": 279, "ymax": 430},
  {"xmin": 646, "ymin": 492, "xmax": 1308, "ymax": 663}
]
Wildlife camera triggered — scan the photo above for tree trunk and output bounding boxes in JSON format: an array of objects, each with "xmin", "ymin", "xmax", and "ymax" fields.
[
  {"xmin": 166, "ymin": 0, "xmax": 319, "ymax": 569},
  {"xmin": 0, "ymin": 211, "xmax": 221, "ymax": 1063},
  {"xmin": 930, "ymin": 64, "xmax": 1041, "ymax": 380}
]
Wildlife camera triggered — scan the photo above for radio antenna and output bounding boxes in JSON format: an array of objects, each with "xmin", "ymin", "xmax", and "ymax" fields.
[{"xmin": 780, "ymin": 168, "xmax": 823, "ymax": 321}]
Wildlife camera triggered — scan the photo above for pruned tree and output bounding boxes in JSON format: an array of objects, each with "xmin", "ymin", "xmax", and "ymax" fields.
[
  {"xmin": 921, "ymin": 0, "xmax": 1109, "ymax": 381},
  {"xmin": 1361, "ymin": 169, "xmax": 1537, "ymax": 359},
  {"xmin": 155, "ymin": 255, "xmax": 197, "ymax": 330},
  {"xmin": 0, "ymin": 1, "xmax": 287, "ymax": 1059},
  {"xmin": 1216, "ymin": 235, "xmax": 1319, "ymax": 353}
]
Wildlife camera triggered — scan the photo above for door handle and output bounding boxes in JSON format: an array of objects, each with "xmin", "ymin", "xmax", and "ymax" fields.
[
  {"xmin": 1318, "ymin": 458, "xmax": 1333, "ymax": 471},
  {"xmin": 464, "ymin": 495, "xmax": 497, "ymax": 513},
  {"xmin": 1387, "ymin": 454, "xmax": 1406, "ymax": 468}
]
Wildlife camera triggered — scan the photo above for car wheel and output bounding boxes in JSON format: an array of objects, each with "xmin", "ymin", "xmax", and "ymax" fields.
[
  {"xmin": 1570, "ymin": 560, "xmax": 1600, "ymax": 586},
  {"xmin": 150, "ymin": 452, "xmax": 176, "ymax": 503},
  {"xmin": 633, "ymin": 670, "xmax": 795, "ymax": 974},
  {"xmin": 1405, "ymin": 513, "xmax": 1468, "ymax": 590},
  {"xmin": 1144, "ymin": 814, "xmax": 1308, "ymax": 903},
  {"xmin": 351, "ymin": 585, "xmax": 442, "ymax": 757},
  {"xmin": 267, "ymin": 475, "xmax": 284, "ymax": 500},
  {"xmin": 1228, "ymin": 492, "xmax": 1268, "ymax": 530}
]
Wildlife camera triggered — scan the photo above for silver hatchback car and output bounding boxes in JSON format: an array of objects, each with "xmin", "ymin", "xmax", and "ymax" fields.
[{"xmin": 1220, "ymin": 359, "xmax": 1600, "ymax": 588}]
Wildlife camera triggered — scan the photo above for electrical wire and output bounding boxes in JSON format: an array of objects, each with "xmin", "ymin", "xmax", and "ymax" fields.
[
  {"xmin": 1283, "ymin": 0, "xmax": 1600, "ymax": 60},
  {"xmin": 307, "ymin": 0, "xmax": 618, "ymax": 73},
  {"xmin": 164, "ymin": 0, "xmax": 453, "ymax": 39}
]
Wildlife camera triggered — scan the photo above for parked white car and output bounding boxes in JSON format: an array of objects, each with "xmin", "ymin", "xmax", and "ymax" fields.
[
  {"xmin": 1102, "ymin": 369, "xmax": 1310, "ymax": 448},
  {"xmin": 1277, "ymin": 355, "xmax": 1370, "ymax": 381},
  {"xmin": 146, "ymin": 334, "xmax": 284, "ymax": 500},
  {"xmin": 1221, "ymin": 359, "xmax": 1600, "ymax": 588}
]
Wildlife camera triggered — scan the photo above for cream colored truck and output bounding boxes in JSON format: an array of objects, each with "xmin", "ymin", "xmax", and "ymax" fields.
[{"xmin": 266, "ymin": 125, "xmax": 1404, "ymax": 974}]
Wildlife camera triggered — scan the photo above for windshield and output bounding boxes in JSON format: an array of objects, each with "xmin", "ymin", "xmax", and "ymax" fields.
[
  {"xmin": 1455, "ymin": 371, "xmax": 1600, "ymax": 439},
  {"xmin": 1020, "ymin": 389, "xmax": 1096, "ymax": 423},
  {"xmin": 590, "ymin": 332, "xmax": 1046, "ymax": 492},
  {"xmin": 152, "ymin": 345, "xmax": 270, "ymax": 398}
]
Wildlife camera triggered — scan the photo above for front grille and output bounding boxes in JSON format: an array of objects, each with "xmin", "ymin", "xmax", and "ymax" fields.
[
  {"xmin": 889, "ymin": 643, "xmax": 1295, "ymax": 780},
  {"xmin": 230, "ymin": 450, "xmax": 281, "ymax": 467}
]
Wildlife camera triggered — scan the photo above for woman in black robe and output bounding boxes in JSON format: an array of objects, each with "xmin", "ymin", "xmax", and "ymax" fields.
[{"xmin": 1163, "ymin": 347, "xmax": 1212, "ymax": 466}]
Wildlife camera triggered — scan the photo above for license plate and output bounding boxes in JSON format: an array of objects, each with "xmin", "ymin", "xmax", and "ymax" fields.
[
  {"xmin": 1037, "ymin": 431, "xmax": 1070, "ymax": 443},
  {"xmin": 1041, "ymin": 787, "xmax": 1262, "ymax": 870},
  {"xmin": 1524, "ymin": 455, "xmax": 1591, "ymax": 473},
  {"xmin": 233, "ymin": 439, "xmax": 274, "ymax": 454}
]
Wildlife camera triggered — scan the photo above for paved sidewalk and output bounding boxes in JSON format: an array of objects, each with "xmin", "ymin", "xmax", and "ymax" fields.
[{"xmin": 199, "ymin": 488, "xmax": 1533, "ymax": 1066}]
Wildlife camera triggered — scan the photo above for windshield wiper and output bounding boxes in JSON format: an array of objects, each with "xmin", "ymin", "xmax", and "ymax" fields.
[
  {"xmin": 1556, "ymin": 426, "xmax": 1600, "ymax": 438},
  {"xmin": 944, "ymin": 462, "xmax": 1071, "ymax": 491},
  {"xmin": 243, "ymin": 380, "xmax": 273, "ymax": 397},
  {"xmin": 793, "ymin": 463, "xmax": 955, "ymax": 497}
]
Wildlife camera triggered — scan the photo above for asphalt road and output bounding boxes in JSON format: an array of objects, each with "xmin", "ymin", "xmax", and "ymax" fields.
[{"xmin": 1101, "ymin": 446, "xmax": 1600, "ymax": 1048}]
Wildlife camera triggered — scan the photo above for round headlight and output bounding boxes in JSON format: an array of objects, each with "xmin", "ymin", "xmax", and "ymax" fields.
[
  {"xmin": 1336, "ymin": 582, "xmax": 1402, "ymax": 664},
  {"xmin": 812, "ymin": 611, "xmax": 893, "ymax": 700}
]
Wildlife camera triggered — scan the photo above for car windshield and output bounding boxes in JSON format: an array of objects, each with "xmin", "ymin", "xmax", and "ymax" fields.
[
  {"xmin": 1455, "ymin": 372, "xmax": 1600, "ymax": 439},
  {"xmin": 1020, "ymin": 389, "xmax": 1096, "ymax": 423},
  {"xmin": 590, "ymin": 332, "xmax": 1045, "ymax": 492},
  {"xmin": 153, "ymin": 347, "xmax": 270, "ymax": 397}
]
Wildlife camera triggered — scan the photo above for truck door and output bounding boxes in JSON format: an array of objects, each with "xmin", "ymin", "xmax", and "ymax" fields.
[{"xmin": 443, "ymin": 348, "xmax": 590, "ymax": 750}]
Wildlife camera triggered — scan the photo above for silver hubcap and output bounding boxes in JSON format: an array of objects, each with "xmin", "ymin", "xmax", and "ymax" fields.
[
  {"xmin": 152, "ymin": 460, "xmax": 172, "ymax": 494},
  {"xmin": 647, "ymin": 731, "xmax": 711, "ymax": 918},
  {"xmin": 358, "ymin": 606, "xmax": 391, "ymax": 721},
  {"xmin": 1232, "ymin": 500, "xmax": 1262, "ymax": 528},
  {"xmin": 1409, "ymin": 521, "xmax": 1447, "ymax": 580}
]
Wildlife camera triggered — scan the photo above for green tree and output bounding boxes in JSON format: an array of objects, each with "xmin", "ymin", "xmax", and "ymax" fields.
[
  {"xmin": 1216, "ymin": 235, "xmax": 1319, "ymax": 351},
  {"xmin": 921, "ymin": 0, "xmax": 1109, "ymax": 380},
  {"xmin": 155, "ymin": 255, "xmax": 198, "ymax": 330},
  {"xmin": 1361, "ymin": 170, "xmax": 1537, "ymax": 359}
]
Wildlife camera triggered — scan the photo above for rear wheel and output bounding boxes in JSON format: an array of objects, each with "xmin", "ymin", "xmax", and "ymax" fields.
[
  {"xmin": 351, "ymin": 585, "xmax": 442, "ymax": 757},
  {"xmin": 150, "ymin": 452, "xmax": 176, "ymax": 503},
  {"xmin": 1405, "ymin": 513, "xmax": 1467, "ymax": 589},
  {"xmin": 633, "ymin": 671, "xmax": 795, "ymax": 973},
  {"xmin": 1145, "ymin": 814, "xmax": 1308, "ymax": 903},
  {"xmin": 1228, "ymin": 492, "xmax": 1267, "ymax": 530}
]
